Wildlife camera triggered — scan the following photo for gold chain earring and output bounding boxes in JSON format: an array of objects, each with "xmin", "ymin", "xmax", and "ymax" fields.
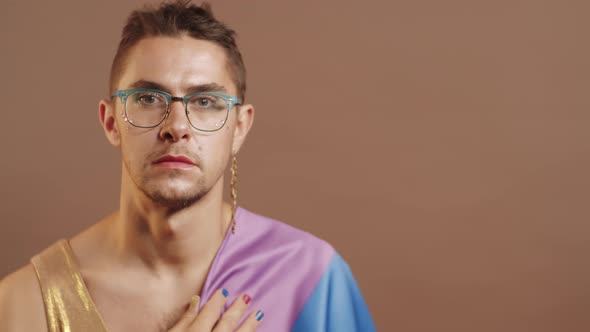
[{"xmin": 230, "ymin": 155, "xmax": 238, "ymax": 234}]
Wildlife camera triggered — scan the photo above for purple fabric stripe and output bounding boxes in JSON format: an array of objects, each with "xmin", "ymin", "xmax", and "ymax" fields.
[{"xmin": 199, "ymin": 207, "xmax": 335, "ymax": 331}]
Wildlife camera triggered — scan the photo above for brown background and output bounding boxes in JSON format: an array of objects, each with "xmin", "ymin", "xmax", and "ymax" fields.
[{"xmin": 1, "ymin": 0, "xmax": 589, "ymax": 331}]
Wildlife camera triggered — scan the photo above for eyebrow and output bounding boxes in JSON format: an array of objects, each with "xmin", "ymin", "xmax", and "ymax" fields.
[{"xmin": 128, "ymin": 80, "xmax": 228, "ymax": 95}]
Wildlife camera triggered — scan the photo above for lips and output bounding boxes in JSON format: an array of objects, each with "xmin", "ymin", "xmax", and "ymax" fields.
[{"xmin": 153, "ymin": 155, "xmax": 197, "ymax": 168}]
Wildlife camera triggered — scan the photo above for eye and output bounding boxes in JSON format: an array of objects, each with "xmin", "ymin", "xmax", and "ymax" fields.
[
  {"xmin": 195, "ymin": 97, "xmax": 213, "ymax": 107},
  {"xmin": 133, "ymin": 92, "xmax": 165, "ymax": 106},
  {"xmin": 138, "ymin": 94, "xmax": 160, "ymax": 104},
  {"xmin": 188, "ymin": 94, "xmax": 227, "ymax": 112}
]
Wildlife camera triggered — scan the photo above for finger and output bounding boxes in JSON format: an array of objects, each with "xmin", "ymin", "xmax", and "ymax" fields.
[
  {"xmin": 191, "ymin": 288, "xmax": 229, "ymax": 330},
  {"xmin": 212, "ymin": 294, "xmax": 252, "ymax": 332},
  {"xmin": 235, "ymin": 309, "xmax": 264, "ymax": 332},
  {"xmin": 171, "ymin": 295, "xmax": 200, "ymax": 330}
]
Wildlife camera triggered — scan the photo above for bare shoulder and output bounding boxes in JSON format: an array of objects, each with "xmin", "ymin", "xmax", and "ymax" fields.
[{"xmin": 0, "ymin": 264, "xmax": 47, "ymax": 331}]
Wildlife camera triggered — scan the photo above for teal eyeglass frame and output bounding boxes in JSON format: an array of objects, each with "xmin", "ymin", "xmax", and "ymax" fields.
[{"xmin": 111, "ymin": 88, "xmax": 242, "ymax": 132}]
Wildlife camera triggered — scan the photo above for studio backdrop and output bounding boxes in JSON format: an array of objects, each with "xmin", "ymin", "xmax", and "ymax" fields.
[{"xmin": 1, "ymin": 0, "xmax": 590, "ymax": 331}]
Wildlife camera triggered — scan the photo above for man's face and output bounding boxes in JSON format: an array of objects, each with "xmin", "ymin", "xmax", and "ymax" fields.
[{"xmin": 101, "ymin": 35, "xmax": 250, "ymax": 208}]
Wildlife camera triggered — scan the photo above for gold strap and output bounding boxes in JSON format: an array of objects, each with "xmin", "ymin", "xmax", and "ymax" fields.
[{"xmin": 31, "ymin": 240, "xmax": 108, "ymax": 332}]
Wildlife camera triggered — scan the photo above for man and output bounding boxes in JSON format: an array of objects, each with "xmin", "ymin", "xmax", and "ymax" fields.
[{"xmin": 0, "ymin": 1, "xmax": 376, "ymax": 331}]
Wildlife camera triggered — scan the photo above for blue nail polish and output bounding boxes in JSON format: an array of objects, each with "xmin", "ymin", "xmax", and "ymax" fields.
[
  {"xmin": 222, "ymin": 288, "xmax": 229, "ymax": 297},
  {"xmin": 255, "ymin": 310, "xmax": 264, "ymax": 321}
]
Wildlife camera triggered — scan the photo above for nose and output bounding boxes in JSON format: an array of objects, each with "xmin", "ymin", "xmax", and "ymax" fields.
[{"xmin": 159, "ymin": 98, "xmax": 191, "ymax": 142}]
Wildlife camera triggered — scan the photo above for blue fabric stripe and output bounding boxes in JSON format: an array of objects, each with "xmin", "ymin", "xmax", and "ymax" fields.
[{"xmin": 291, "ymin": 252, "xmax": 376, "ymax": 331}]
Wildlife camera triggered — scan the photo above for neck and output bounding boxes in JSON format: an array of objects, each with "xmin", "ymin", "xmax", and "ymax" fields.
[{"xmin": 107, "ymin": 171, "xmax": 233, "ymax": 276}]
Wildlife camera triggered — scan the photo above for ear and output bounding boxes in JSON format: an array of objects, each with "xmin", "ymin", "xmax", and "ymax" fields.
[
  {"xmin": 99, "ymin": 99, "xmax": 122, "ymax": 147},
  {"xmin": 231, "ymin": 103, "xmax": 255, "ymax": 155}
]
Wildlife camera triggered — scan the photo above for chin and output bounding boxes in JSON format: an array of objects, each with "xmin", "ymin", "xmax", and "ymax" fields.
[
  {"xmin": 147, "ymin": 190, "xmax": 205, "ymax": 209},
  {"xmin": 141, "ymin": 180, "xmax": 209, "ymax": 209},
  {"xmin": 129, "ymin": 165, "xmax": 212, "ymax": 208}
]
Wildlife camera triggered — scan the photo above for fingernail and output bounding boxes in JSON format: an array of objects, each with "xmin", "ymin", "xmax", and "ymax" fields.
[
  {"xmin": 222, "ymin": 288, "xmax": 229, "ymax": 297},
  {"xmin": 243, "ymin": 294, "xmax": 251, "ymax": 305},
  {"xmin": 255, "ymin": 310, "xmax": 264, "ymax": 321},
  {"xmin": 191, "ymin": 295, "xmax": 200, "ymax": 310}
]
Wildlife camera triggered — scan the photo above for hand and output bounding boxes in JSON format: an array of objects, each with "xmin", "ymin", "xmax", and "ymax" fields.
[{"xmin": 169, "ymin": 288, "xmax": 264, "ymax": 332}]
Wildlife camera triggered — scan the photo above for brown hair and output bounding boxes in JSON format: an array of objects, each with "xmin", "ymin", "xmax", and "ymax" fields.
[{"xmin": 109, "ymin": 0, "xmax": 246, "ymax": 100}]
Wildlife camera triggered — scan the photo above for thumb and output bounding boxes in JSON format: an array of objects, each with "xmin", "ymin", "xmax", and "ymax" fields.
[{"xmin": 171, "ymin": 295, "xmax": 200, "ymax": 330}]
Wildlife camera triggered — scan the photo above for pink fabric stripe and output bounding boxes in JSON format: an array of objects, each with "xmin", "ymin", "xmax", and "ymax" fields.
[{"xmin": 199, "ymin": 207, "xmax": 335, "ymax": 331}]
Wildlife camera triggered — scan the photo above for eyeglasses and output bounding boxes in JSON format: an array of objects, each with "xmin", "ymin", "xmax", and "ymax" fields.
[{"xmin": 111, "ymin": 88, "xmax": 242, "ymax": 132}]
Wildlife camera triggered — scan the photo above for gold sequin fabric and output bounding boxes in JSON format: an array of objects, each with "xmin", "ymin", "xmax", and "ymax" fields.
[{"xmin": 31, "ymin": 240, "xmax": 108, "ymax": 332}]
